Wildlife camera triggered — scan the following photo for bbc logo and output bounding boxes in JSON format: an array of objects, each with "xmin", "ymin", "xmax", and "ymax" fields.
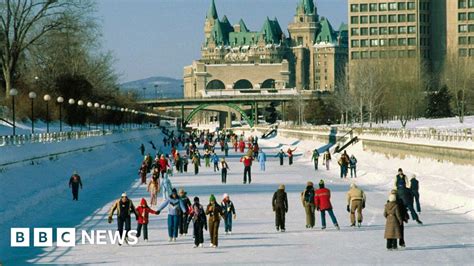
[{"xmin": 11, "ymin": 228, "xmax": 76, "ymax": 247}]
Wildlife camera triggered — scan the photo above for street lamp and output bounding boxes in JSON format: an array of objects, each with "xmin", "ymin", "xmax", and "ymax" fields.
[
  {"xmin": 78, "ymin": 100, "xmax": 84, "ymax": 131},
  {"xmin": 43, "ymin": 94, "xmax": 51, "ymax": 133},
  {"xmin": 9, "ymin": 88, "xmax": 18, "ymax": 136},
  {"xmin": 68, "ymin": 98, "xmax": 75, "ymax": 131},
  {"xmin": 142, "ymin": 87, "xmax": 147, "ymax": 99},
  {"xmin": 154, "ymin": 84, "xmax": 158, "ymax": 99},
  {"xmin": 87, "ymin": 102, "xmax": 93, "ymax": 130},
  {"xmin": 106, "ymin": 105, "xmax": 111, "ymax": 130},
  {"xmin": 100, "ymin": 104, "xmax": 106, "ymax": 132},
  {"xmin": 28, "ymin": 91, "xmax": 37, "ymax": 134},
  {"xmin": 94, "ymin": 103, "xmax": 100, "ymax": 130},
  {"xmin": 120, "ymin": 108, "xmax": 125, "ymax": 129},
  {"xmin": 57, "ymin": 97, "xmax": 64, "ymax": 132}
]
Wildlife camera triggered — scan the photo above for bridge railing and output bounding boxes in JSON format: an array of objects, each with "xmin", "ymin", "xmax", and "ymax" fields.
[{"xmin": 202, "ymin": 88, "xmax": 298, "ymax": 98}]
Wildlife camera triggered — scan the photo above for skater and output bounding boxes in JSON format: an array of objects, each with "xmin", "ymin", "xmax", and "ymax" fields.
[
  {"xmin": 183, "ymin": 155, "xmax": 189, "ymax": 172},
  {"xmin": 147, "ymin": 174, "xmax": 160, "ymax": 206},
  {"xmin": 212, "ymin": 152, "xmax": 220, "ymax": 172},
  {"xmin": 258, "ymin": 149, "xmax": 266, "ymax": 171},
  {"xmin": 221, "ymin": 158, "xmax": 230, "ymax": 184},
  {"xmin": 221, "ymin": 193, "xmax": 236, "ymax": 234},
  {"xmin": 349, "ymin": 155, "xmax": 358, "ymax": 178},
  {"xmin": 384, "ymin": 194, "xmax": 402, "ymax": 250},
  {"xmin": 397, "ymin": 185, "xmax": 423, "ymax": 224},
  {"xmin": 323, "ymin": 151, "xmax": 331, "ymax": 170},
  {"xmin": 272, "ymin": 184, "xmax": 288, "ymax": 232},
  {"xmin": 277, "ymin": 149, "xmax": 285, "ymax": 166},
  {"xmin": 410, "ymin": 174, "xmax": 421, "ymax": 212},
  {"xmin": 346, "ymin": 184, "xmax": 366, "ymax": 227},
  {"xmin": 238, "ymin": 139, "xmax": 245, "ymax": 153},
  {"xmin": 157, "ymin": 188, "xmax": 186, "ymax": 242},
  {"xmin": 241, "ymin": 155, "xmax": 253, "ymax": 184},
  {"xmin": 145, "ymin": 153, "xmax": 153, "ymax": 173},
  {"xmin": 311, "ymin": 149, "xmax": 320, "ymax": 170},
  {"xmin": 338, "ymin": 151, "xmax": 350, "ymax": 178},
  {"xmin": 161, "ymin": 173, "xmax": 173, "ymax": 200},
  {"xmin": 68, "ymin": 171, "xmax": 83, "ymax": 201},
  {"xmin": 108, "ymin": 192, "xmax": 139, "ymax": 244},
  {"xmin": 287, "ymin": 147, "xmax": 297, "ymax": 165},
  {"xmin": 178, "ymin": 189, "xmax": 192, "ymax": 236},
  {"xmin": 315, "ymin": 180, "xmax": 340, "ymax": 230},
  {"xmin": 206, "ymin": 194, "xmax": 224, "ymax": 247},
  {"xmin": 394, "ymin": 168, "xmax": 409, "ymax": 190},
  {"xmin": 204, "ymin": 150, "xmax": 211, "ymax": 168},
  {"xmin": 192, "ymin": 153, "xmax": 201, "ymax": 175},
  {"xmin": 189, "ymin": 197, "xmax": 207, "ymax": 248},
  {"xmin": 391, "ymin": 189, "xmax": 409, "ymax": 248},
  {"xmin": 159, "ymin": 155, "xmax": 169, "ymax": 178},
  {"xmin": 139, "ymin": 144, "xmax": 145, "ymax": 156},
  {"xmin": 139, "ymin": 161, "xmax": 147, "ymax": 184},
  {"xmin": 301, "ymin": 181, "xmax": 316, "ymax": 229},
  {"xmin": 224, "ymin": 141, "xmax": 229, "ymax": 157},
  {"xmin": 136, "ymin": 198, "xmax": 158, "ymax": 241}
]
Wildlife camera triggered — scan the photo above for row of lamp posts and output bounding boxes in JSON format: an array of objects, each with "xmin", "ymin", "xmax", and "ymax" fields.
[{"xmin": 7, "ymin": 88, "xmax": 152, "ymax": 136}]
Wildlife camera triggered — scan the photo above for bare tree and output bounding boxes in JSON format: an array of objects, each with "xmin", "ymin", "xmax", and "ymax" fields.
[
  {"xmin": 0, "ymin": 0, "xmax": 85, "ymax": 98},
  {"xmin": 442, "ymin": 54, "xmax": 474, "ymax": 123}
]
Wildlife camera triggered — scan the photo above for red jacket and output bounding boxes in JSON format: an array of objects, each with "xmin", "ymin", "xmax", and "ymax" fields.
[
  {"xmin": 241, "ymin": 157, "xmax": 252, "ymax": 167},
  {"xmin": 159, "ymin": 158, "xmax": 168, "ymax": 171},
  {"xmin": 314, "ymin": 188, "xmax": 332, "ymax": 211},
  {"xmin": 136, "ymin": 198, "xmax": 157, "ymax": 224}
]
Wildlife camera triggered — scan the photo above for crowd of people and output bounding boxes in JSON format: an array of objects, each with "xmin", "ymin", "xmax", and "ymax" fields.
[{"xmin": 68, "ymin": 128, "xmax": 423, "ymax": 250}]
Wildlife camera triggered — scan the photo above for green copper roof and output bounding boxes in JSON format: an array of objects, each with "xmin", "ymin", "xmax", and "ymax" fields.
[
  {"xmin": 260, "ymin": 17, "xmax": 284, "ymax": 44},
  {"xmin": 221, "ymin": 15, "xmax": 234, "ymax": 34},
  {"xmin": 229, "ymin": 32, "xmax": 259, "ymax": 46},
  {"xmin": 238, "ymin": 19, "xmax": 249, "ymax": 32},
  {"xmin": 207, "ymin": 0, "xmax": 218, "ymax": 20},
  {"xmin": 315, "ymin": 17, "xmax": 337, "ymax": 44},
  {"xmin": 297, "ymin": 0, "xmax": 315, "ymax": 15}
]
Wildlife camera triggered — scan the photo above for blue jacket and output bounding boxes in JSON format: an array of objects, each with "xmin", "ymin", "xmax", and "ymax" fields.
[
  {"xmin": 157, "ymin": 197, "xmax": 186, "ymax": 216},
  {"xmin": 258, "ymin": 152, "xmax": 266, "ymax": 162},
  {"xmin": 211, "ymin": 154, "xmax": 219, "ymax": 163},
  {"xmin": 162, "ymin": 176, "xmax": 173, "ymax": 195}
]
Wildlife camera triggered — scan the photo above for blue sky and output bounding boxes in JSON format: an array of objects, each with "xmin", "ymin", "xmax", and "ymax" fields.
[{"xmin": 96, "ymin": 0, "xmax": 347, "ymax": 82}]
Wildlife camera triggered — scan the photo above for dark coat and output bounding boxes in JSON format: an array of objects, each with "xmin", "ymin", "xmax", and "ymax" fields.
[
  {"xmin": 410, "ymin": 178, "xmax": 419, "ymax": 193},
  {"xmin": 384, "ymin": 201, "xmax": 402, "ymax": 239},
  {"xmin": 272, "ymin": 189, "xmax": 288, "ymax": 212},
  {"xmin": 397, "ymin": 187, "xmax": 414, "ymax": 206}
]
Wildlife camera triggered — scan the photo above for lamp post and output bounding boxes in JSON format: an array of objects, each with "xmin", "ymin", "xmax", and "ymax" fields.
[
  {"xmin": 28, "ymin": 91, "xmax": 37, "ymax": 134},
  {"xmin": 142, "ymin": 87, "xmax": 146, "ymax": 99},
  {"xmin": 106, "ymin": 105, "xmax": 111, "ymax": 130},
  {"xmin": 87, "ymin": 102, "xmax": 93, "ymax": 130},
  {"xmin": 9, "ymin": 88, "xmax": 18, "ymax": 136},
  {"xmin": 100, "ymin": 104, "xmax": 106, "ymax": 132},
  {"xmin": 154, "ymin": 84, "xmax": 158, "ymax": 99},
  {"xmin": 77, "ymin": 100, "xmax": 84, "ymax": 131},
  {"xmin": 43, "ymin": 94, "xmax": 51, "ymax": 133},
  {"xmin": 57, "ymin": 97, "xmax": 64, "ymax": 132},
  {"xmin": 94, "ymin": 103, "xmax": 100, "ymax": 130},
  {"xmin": 68, "ymin": 98, "xmax": 75, "ymax": 131},
  {"xmin": 120, "ymin": 108, "xmax": 125, "ymax": 129}
]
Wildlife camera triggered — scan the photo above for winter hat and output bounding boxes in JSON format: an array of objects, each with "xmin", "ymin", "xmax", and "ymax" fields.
[
  {"xmin": 178, "ymin": 188, "xmax": 185, "ymax": 195},
  {"xmin": 279, "ymin": 184, "xmax": 285, "ymax": 190},
  {"xmin": 398, "ymin": 168, "xmax": 403, "ymax": 172},
  {"xmin": 307, "ymin": 181, "xmax": 314, "ymax": 187},
  {"xmin": 121, "ymin": 192, "xmax": 127, "ymax": 197},
  {"xmin": 194, "ymin": 196, "xmax": 200, "ymax": 203},
  {"xmin": 319, "ymin": 179, "xmax": 325, "ymax": 188},
  {"xmin": 209, "ymin": 194, "xmax": 216, "ymax": 202},
  {"xmin": 411, "ymin": 174, "xmax": 417, "ymax": 179},
  {"xmin": 388, "ymin": 194, "xmax": 396, "ymax": 202},
  {"xmin": 223, "ymin": 193, "xmax": 229, "ymax": 200},
  {"xmin": 140, "ymin": 198, "xmax": 147, "ymax": 206},
  {"xmin": 172, "ymin": 188, "xmax": 178, "ymax": 195}
]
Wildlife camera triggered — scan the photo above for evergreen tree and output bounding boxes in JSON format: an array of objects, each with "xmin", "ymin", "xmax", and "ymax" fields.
[{"xmin": 425, "ymin": 86, "xmax": 453, "ymax": 118}]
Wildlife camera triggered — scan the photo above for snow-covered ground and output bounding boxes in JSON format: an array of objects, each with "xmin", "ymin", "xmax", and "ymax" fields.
[
  {"xmin": 367, "ymin": 116, "xmax": 474, "ymax": 130},
  {"xmin": 1, "ymin": 127, "xmax": 472, "ymax": 265}
]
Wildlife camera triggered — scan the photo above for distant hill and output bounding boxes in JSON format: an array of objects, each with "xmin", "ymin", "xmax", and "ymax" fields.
[{"xmin": 120, "ymin": 76, "xmax": 183, "ymax": 99}]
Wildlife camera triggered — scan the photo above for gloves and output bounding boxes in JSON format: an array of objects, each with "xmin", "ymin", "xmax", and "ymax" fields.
[
  {"xmin": 347, "ymin": 205, "xmax": 350, "ymax": 213},
  {"xmin": 108, "ymin": 216, "xmax": 113, "ymax": 224}
]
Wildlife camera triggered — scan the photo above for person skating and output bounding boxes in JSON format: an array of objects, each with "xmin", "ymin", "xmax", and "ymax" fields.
[
  {"xmin": 323, "ymin": 151, "xmax": 331, "ymax": 170},
  {"xmin": 192, "ymin": 153, "xmax": 201, "ymax": 175},
  {"xmin": 108, "ymin": 192, "xmax": 139, "ymax": 245},
  {"xmin": 301, "ymin": 181, "xmax": 316, "ymax": 229},
  {"xmin": 397, "ymin": 185, "xmax": 423, "ymax": 224},
  {"xmin": 224, "ymin": 141, "xmax": 229, "ymax": 157},
  {"xmin": 178, "ymin": 188, "xmax": 192, "ymax": 236},
  {"xmin": 258, "ymin": 149, "xmax": 266, "ymax": 171},
  {"xmin": 136, "ymin": 198, "xmax": 158, "ymax": 241},
  {"xmin": 311, "ymin": 149, "xmax": 320, "ymax": 170},
  {"xmin": 338, "ymin": 151, "xmax": 350, "ymax": 178},
  {"xmin": 189, "ymin": 197, "xmax": 207, "ymax": 248},
  {"xmin": 221, "ymin": 193, "xmax": 236, "ymax": 235},
  {"xmin": 138, "ymin": 162, "xmax": 148, "ymax": 184},
  {"xmin": 139, "ymin": 144, "xmax": 145, "ymax": 156},
  {"xmin": 346, "ymin": 183, "xmax": 366, "ymax": 227},
  {"xmin": 221, "ymin": 158, "xmax": 230, "ymax": 184},
  {"xmin": 69, "ymin": 171, "xmax": 83, "ymax": 201},
  {"xmin": 394, "ymin": 168, "xmax": 409, "ymax": 190},
  {"xmin": 272, "ymin": 184, "xmax": 288, "ymax": 232},
  {"xmin": 147, "ymin": 174, "xmax": 160, "ymax": 206},
  {"xmin": 410, "ymin": 174, "xmax": 421, "ymax": 212},
  {"xmin": 277, "ymin": 149, "xmax": 285, "ymax": 166},
  {"xmin": 157, "ymin": 188, "xmax": 186, "ymax": 242},
  {"xmin": 314, "ymin": 180, "xmax": 340, "ymax": 230},
  {"xmin": 349, "ymin": 155, "xmax": 358, "ymax": 178},
  {"xmin": 211, "ymin": 152, "xmax": 220, "ymax": 172},
  {"xmin": 183, "ymin": 155, "xmax": 189, "ymax": 173},
  {"xmin": 161, "ymin": 173, "xmax": 173, "ymax": 200},
  {"xmin": 159, "ymin": 155, "xmax": 169, "ymax": 178},
  {"xmin": 287, "ymin": 147, "xmax": 297, "ymax": 165},
  {"xmin": 240, "ymin": 155, "xmax": 253, "ymax": 184},
  {"xmin": 204, "ymin": 150, "xmax": 211, "ymax": 168},
  {"xmin": 238, "ymin": 140, "xmax": 245, "ymax": 153},
  {"xmin": 145, "ymin": 153, "xmax": 153, "ymax": 173},
  {"xmin": 206, "ymin": 194, "xmax": 224, "ymax": 247},
  {"xmin": 384, "ymin": 194, "xmax": 402, "ymax": 250}
]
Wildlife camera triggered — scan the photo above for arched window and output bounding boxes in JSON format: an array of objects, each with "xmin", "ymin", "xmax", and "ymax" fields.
[
  {"xmin": 233, "ymin": 79, "xmax": 253, "ymax": 89},
  {"xmin": 261, "ymin": 79, "xmax": 276, "ymax": 89},
  {"xmin": 206, "ymin": 80, "xmax": 225, "ymax": 90}
]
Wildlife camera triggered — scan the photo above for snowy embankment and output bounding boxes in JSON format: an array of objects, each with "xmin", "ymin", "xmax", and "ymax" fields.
[
  {"xmin": 366, "ymin": 115, "xmax": 474, "ymax": 130},
  {"xmin": 0, "ymin": 128, "xmax": 163, "ymax": 263}
]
